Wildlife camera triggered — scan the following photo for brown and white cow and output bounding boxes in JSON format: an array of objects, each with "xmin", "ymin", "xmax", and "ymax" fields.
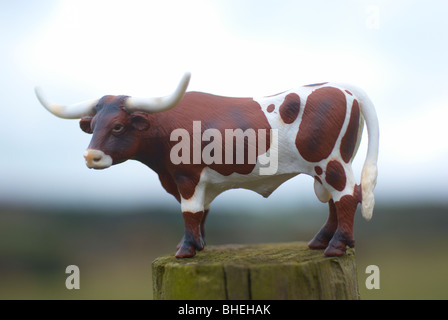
[{"xmin": 35, "ymin": 73, "xmax": 379, "ymax": 258}]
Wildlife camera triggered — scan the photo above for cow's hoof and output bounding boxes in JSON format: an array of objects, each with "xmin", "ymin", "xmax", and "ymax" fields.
[
  {"xmin": 308, "ymin": 239, "xmax": 327, "ymax": 250},
  {"xmin": 323, "ymin": 230, "xmax": 354, "ymax": 256},
  {"xmin": 323, "ymin": 244, "xmax": 346, "ymax": 256},
  {"xmin": 175, "ymin": 236, "xmax": 206, "ymax": 258},
  {"xmin": 308, "ymin": 226, "xmax": 336, "ymax": 250},
  {"xmin": 175, "ymin": 244, "xmax": 197, "ymax": 258},
  {"xmin": 308, "ymin": 236, "xmax": 330, "ymax": 250},
  {"xmin": 176, "ymin": 234, "xmax": 205, "ymax": 252}
]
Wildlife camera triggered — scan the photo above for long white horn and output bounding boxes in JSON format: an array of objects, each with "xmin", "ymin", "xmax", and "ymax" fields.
[
  {"xmin": 34, "ymin": 87, "xmax": 98, "ymax": 119},
  {"xmin": 125, "ymin": 72, "xmax": 191, "ymax": 113}
]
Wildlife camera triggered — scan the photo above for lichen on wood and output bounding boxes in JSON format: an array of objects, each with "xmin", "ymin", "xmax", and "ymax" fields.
[{"xmin": 152, "ymin": 242, "xmax": 359, "ymax": 300}]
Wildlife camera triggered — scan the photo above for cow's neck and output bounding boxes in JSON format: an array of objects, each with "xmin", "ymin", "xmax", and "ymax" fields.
[
  {"xmin": 130, "ymin": 112, "xmax": 182, "ymax": 202},
  {"xmin": 133, "ymin": 112, "xmax": 173, "ymax": 174}
]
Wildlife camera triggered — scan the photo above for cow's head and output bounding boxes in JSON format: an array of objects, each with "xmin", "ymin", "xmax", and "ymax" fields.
[{"xmin": 35, "ymin": 73, "xmax": 191, "ymax": 169}]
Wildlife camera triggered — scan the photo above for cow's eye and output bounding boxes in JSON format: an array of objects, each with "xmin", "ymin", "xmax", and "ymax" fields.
[{"xmin": 112, "ymin": 123, "xmax": 124, "ymax": 134}]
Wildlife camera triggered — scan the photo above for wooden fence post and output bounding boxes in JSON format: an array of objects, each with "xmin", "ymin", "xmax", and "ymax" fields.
[{"xmin": 152, "ymin": 242, "xmax": 360, "ymax": 300}]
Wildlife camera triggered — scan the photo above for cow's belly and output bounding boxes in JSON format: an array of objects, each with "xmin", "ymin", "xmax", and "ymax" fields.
[{"xmin": 200, "ymin": 165, "xmax": 299, "ymax": 207}]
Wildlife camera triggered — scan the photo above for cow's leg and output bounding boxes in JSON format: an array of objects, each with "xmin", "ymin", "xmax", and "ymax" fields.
[
  {"xmin": 308, "ymin": 199, "xmax": 338, "ymax": 249},
  {"xmin": 175, "ymin": 180, "xmax": 207, "ymax": 258},
  {"xmin": 324, "ymin": 185, "xmax": 361, "ymax": 256},
  {"xmin": 176, "ymin": 210, "xmax": 206, "ymax": 258},
  {"xmin": 176, "ymin": 208, "xmax": 209, "ymax": 250}
]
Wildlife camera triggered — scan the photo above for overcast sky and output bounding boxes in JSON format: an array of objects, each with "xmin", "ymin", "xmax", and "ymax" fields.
[{"xmin": 1, "ymin": 0, "xmax": 447, "ymax": 210}]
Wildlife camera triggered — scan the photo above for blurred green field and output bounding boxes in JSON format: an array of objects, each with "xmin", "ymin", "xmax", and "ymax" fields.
[{"xmin": 0, "ymin": 203, "xmax": 447, "ymax": 300}]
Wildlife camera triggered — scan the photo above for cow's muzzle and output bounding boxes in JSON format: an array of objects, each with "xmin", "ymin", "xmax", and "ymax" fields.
[{"xmin": 83, "ymin": 149, "xmax": 113, "ymax": 169}]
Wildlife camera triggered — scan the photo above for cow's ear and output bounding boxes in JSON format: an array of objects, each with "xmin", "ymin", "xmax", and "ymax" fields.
[
  {"xmin": 131, "ymin": 113, "xmax": 150, "ymax": 131},
  {"xmin": 80, "ymin": 117, "xmax": 93, "ymax": 134}
]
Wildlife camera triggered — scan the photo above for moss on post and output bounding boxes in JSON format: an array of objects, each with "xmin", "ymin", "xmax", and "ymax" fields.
[{"xmin": 152, "ymin": 242, "xmax": 360, "ymax": 300}]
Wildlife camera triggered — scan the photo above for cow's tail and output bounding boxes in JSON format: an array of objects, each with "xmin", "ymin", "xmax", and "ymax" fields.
[
  {"xmin": 354, "ymin": 87, "xmax": 379, "ymax": 221},
  {"xmin": 342, "ymin": 84, "xmax": 379, "ymax": 221}
]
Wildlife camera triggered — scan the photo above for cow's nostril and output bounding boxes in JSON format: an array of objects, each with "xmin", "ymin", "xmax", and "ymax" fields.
[{"xmin": 93, "ymin": 157, "xmax": 102, "ymax": 162}]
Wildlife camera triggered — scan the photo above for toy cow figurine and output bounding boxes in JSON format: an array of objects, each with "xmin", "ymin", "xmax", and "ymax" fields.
[{"xmin": 35, "ymin": 73, "xmax": 378, "ymax": 258}]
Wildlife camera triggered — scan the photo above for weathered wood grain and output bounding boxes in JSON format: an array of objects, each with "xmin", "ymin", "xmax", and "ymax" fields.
[{"xmin": 152, "ymin": 242, "xmax": 359, "ymax": 300}]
